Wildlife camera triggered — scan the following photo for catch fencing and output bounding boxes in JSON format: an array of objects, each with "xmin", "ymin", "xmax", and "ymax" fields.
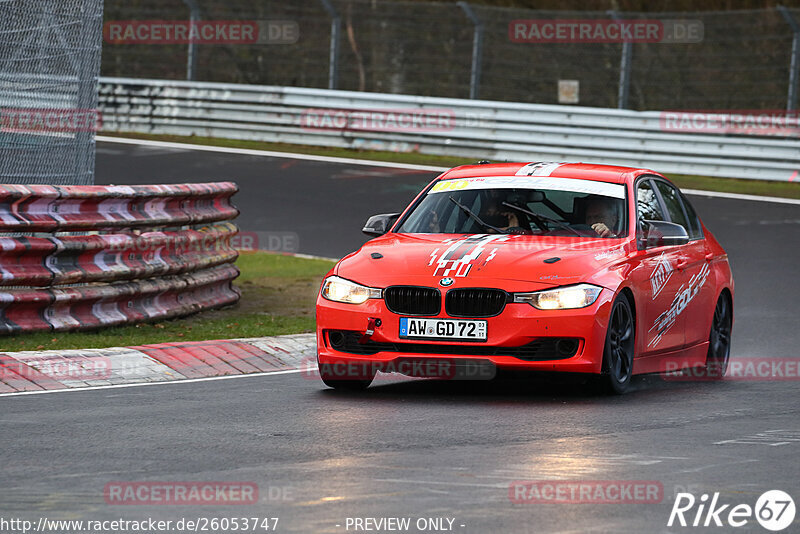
[
  {"xmin": 0, "ymin": 0, "xmax": 105, "ymax": 185},
  {"xmin": 0, "ymin": 182, "xmax": 241, "ymax": 335},
  {"xmin": 99, "ymin": 1, "xmax": 800, "ymax": 112},
  {"xmin": 98, "ymin": 77, "xmax": 800, "ymax": 182}
]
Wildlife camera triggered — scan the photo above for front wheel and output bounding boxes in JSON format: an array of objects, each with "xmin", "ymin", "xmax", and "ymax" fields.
[
  {"xmin": 704, "ymin": 293, "xmax": 732, "ymax": 379},
  {"xmin": 318, "ymin": 360, "xmax": 376, "ymax": 390},
  {"xmin": 599, "ymin": 294, "xmax": 636, "ymax": 395}
]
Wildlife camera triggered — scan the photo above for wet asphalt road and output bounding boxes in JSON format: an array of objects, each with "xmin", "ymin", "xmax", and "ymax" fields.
[{"xmin": 0, "ymin": 140, "xmax": 797, "ymax": 533}]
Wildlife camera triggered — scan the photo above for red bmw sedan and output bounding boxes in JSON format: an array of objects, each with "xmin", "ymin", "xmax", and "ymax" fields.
[{"xmin": 315, "ymin": 162, "xmax": 734, "ymax": 394}]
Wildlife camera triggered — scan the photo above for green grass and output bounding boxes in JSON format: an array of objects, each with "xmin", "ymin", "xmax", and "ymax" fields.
[
  {"xmin": 0, "ymin": 252, "xmax": 335, "ymax": 352},
  {"xmin": 105, "ymin": 132, "xmax": 800, "ymax": 200},
  {"xmin": 235, "ymin": 252, "xmax": 336, "ymax": 282}
]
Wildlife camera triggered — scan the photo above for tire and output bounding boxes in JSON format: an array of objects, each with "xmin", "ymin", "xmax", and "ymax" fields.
[
  {"xmin": 599, "ymin": 293, "xmax": 636, "ymax": 395},
  {"xmin": 320, "ymin": 377, "xmax": 374, "ymax": 390},
  {"xmin": 704, "ymin": 293, "xmax": 732, "ymax": 380},
  {"xmin": 318, "ymin": 361, "xmax": 375, "ymax": 390}
]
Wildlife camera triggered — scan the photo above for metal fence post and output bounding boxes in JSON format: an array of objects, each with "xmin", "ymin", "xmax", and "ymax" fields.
[
  {"xmin": 320, "ymin": 0, "xmax": 341, "ymax": 90},
  {"xmin": 778, "ymin": 6, "xmax": 800, "ymax": 112},
  {"xmin": 74, "ymin": 0, "xmax": 104, "ymax": 185},
  {"xmin": 608, "ymin": 11, "xmax": 632, "ymax": 109},
  {"xmin": 458, "ymin": 2, "xmax": 483, "ymax": 100},
  {"xmin": 183, "ymin": 0, "xmax": 200, "ymax": 81}
]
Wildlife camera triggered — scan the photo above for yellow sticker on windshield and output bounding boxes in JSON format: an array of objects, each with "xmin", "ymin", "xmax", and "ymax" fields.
[{"xmin": 431, "ymin": 179, "xmax": 470, "ymax": 192}]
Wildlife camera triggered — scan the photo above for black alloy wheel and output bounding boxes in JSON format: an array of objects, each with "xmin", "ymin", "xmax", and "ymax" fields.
[
  {"xmin": 601, "ymin": 294, "xmax": 635, "ymax": 395},
  {"xmin": 705, "ymin": 293, "xmax": 732, "ymax": 379}
]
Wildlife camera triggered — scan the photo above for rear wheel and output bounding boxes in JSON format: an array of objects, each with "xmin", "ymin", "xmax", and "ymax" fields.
[
  {"xmin": 705, "ymin": 293, "xmax": 732, "ymax": 379},
  {"xmin": 600, "ymin": 294, "xmax": 635, "ymax": 395}
]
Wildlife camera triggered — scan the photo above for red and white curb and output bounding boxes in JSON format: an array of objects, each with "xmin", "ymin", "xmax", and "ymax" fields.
[{"xmin": 0, "ymin": 333, "xmax": 316, "ymax": 395}]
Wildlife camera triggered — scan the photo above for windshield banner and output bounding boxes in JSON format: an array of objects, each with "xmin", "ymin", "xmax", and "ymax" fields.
[{"xmin": 429, "ymin": 175, "xmax": 626, "ymax": 199}]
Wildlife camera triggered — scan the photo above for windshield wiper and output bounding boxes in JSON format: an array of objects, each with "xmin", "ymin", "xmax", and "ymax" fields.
[
  {"xmin": 449, "ymin": 196, "xmax": 507, "ymax": 234},
  {"xmin": 501, "ymin": 201, "xmax": 583, "ymax": 237}
]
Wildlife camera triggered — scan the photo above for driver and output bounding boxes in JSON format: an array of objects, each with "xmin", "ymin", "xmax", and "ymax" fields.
[
  {"xmin": 480, "ymin": 191, "xmax": 521, "ymax": 231},
  {"xmin": 585, "ymin": 197, "xmax": 619, "ymax": 237}
]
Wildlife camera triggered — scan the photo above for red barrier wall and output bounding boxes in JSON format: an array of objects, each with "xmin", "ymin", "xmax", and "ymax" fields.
[{"xmin": 0, "ymin": 183, "xmax": 240, "ymax": 334}]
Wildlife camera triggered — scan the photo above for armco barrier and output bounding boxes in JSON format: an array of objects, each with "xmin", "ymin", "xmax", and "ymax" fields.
[
  {"xmin": 0, "ymin": 182, "xmax": 238, "ymax": 231},
  {"xmin": 0, "ymin": 223, "xmax": 238, "ymax": 286},
  {"xmin": 97, "ymin": 77, "xmax": 800, "ymax": 182},
  {"xmin": 0, "ymin": 183, "xmax": 241, "ymax": 335}
]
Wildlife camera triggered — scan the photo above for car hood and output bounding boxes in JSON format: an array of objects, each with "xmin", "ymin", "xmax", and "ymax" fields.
[{"xmin": 335, "ymin": 233, "xmax": 631, "ymax": 291}]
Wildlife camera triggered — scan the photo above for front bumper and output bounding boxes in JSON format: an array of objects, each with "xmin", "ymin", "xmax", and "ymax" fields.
[{"xmin": 316, "ymin": 288, "xmax": 614, "ymax": 376}]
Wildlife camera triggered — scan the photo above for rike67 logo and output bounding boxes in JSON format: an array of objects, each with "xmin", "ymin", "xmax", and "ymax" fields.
[{"xmin": 668, "ymin": 490, "xmax": 795, "ymax": 531}]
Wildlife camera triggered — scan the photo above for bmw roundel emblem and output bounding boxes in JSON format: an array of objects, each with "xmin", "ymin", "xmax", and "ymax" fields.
[{"xmin": 439, "ymin": 277, "xmax": 454, "ymax": 287}]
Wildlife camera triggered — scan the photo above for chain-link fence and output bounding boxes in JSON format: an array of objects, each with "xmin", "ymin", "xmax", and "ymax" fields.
[
  {"xmin": 0, "ymin": 0, "xmax": 104, "ymax": 185},
  {"xmin": 100, "ymin": 1, "xmax": 800, "ymax": 112}
]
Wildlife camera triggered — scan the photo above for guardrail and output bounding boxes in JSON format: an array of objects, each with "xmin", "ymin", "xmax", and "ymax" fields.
[
  {"xmin": 98, "ymin": 77, "xmax": 800, "ymax": 182},
  {"xmin": 0, "ymin": 183, "xmax": 241, "ymax": 335}
]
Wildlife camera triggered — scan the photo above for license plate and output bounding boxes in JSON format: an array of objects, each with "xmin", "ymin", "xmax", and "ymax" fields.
[{"xmin": 399, "ymin": 317, "xmax": 487, "ymax": 341}]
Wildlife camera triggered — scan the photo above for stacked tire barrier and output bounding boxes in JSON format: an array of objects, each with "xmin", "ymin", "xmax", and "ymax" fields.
[{"xmin": 0, "ymin": 183, "xmax": 241, "ymax": 335}]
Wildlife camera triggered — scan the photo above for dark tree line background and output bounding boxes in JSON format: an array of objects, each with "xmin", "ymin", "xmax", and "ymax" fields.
[{"xmin": 101, "ymin": 0, "xmax": 800, "ymax": 110}]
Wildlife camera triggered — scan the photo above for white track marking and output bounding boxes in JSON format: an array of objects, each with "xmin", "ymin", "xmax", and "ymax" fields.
[
  {"xmin": 0, "ymin": 368, "xmax": 307, "ymax": 398},
  {"xmin": 96, "ymin": 136, "xmax": 447, "ymax": 172},
  {"xmin": 97, "ymin": 136, "xmax": 800, "ymax": 205},
  {"xmin": 291, "ymin": 252, "xmax": 340, "ymax": 262},
  {"xmin": 681, "ymin": 188, "xmax": 800, "ymax": 205}
]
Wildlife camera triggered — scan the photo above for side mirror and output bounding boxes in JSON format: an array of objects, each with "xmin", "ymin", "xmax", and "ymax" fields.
[
  {"xmin": 640, "ymin": 220, "xmax": 689, "ymax": 248},
  {"xmin": 362, "ymin": 213, "xmax": 401, "ymax": 237}
]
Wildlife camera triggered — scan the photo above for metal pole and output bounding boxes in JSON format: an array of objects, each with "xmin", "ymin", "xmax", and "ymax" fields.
[
  {"xmin": 183, "ymin": 0, "xmax": 200, "ymax": 81},
  {"xmin": 320, "ymin": 0, "xmax": 341, "ymax": 90},
  {"xmin": 458, "ymin": 2, "xmax": 483, "ymax": 100},
  {"xmin": 608, "ymin": 11, "xmax": 632, "ymax": 110},
  {"xmin": 74, "ymin": 0, "xmax": 104, "ymax": 185},
  {"xmin": 778, "ymin": 5, "xmax": 800, "ymax": 112}
]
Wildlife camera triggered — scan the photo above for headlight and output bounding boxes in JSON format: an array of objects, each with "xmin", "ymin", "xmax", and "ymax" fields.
[
  {"xmin": 513, "ymin": 284, "xmax": 602, "ymax": 310},
  {"xmin": 321, "ymin": 276, "xmax": 382, "ymax": 304}
]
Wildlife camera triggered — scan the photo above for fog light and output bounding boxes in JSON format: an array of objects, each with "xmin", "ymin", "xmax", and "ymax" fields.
[
  {"xmin": 556, "ymin": 338, "xmax": 579, "ymax": 357},
  {"xmin": 328, "ymin": 331, "xmax": 346, "ymax": 349}
]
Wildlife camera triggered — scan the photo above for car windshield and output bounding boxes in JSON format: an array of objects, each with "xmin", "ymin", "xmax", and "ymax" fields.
[{"xmin": 397, "ymin": 175, "xmax": 626, "ymax": 237}]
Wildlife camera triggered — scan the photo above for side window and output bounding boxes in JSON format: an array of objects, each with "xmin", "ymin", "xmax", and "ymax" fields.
[
  {"xmin": 654, "ymin": 181, "xmax": 692, "ymax": 236},
  {"xmin": 637, "ymin": 180, "xmax": 666, "ymax": 222},
  {"xmin": 679, "ymin": 194, "xmax": 704, "ymax": 240}
]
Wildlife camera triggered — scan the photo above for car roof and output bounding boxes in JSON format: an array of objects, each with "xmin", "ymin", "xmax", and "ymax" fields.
[{"xmin": 437, "ymin": 162, "xmax": 663, "ymax": 185}]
